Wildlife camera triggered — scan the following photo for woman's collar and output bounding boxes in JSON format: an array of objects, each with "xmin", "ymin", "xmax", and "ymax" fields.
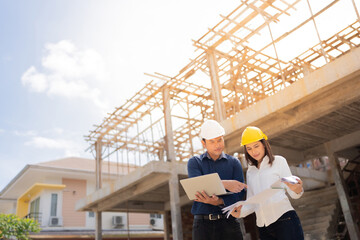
[{"xmin": 257, "ymin": 155, "xmax": 269, "ymax": 169}]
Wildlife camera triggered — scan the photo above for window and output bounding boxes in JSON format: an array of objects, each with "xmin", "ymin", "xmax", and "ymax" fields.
[
  {"xmin": 88, "ymin": 212, "xmax": 95, "ymax": 218},
  {"xmin": 50, "ymin": 194, "xmax": 58, "ymax": 216},
  {"xmin": 150, "ymin": 213, "xmax": 162, "ymax": 219},
  {"xmin": 30, "ymin": 197, "xmax": 40, "ymax": 221}
]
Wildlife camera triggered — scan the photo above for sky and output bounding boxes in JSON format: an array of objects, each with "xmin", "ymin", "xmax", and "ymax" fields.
[
  {"xmin": 0, "ymin": 0, "xmax": 359, "ymax": 191},
  {"xmin": 0, "ymin": 0, "xmax": 243, "ymax": 190}
]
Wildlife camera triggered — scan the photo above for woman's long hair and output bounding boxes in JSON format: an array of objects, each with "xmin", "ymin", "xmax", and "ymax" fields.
[{"xmin": 244, "ymin": 139, "xmax": 275, "ymax": 167}]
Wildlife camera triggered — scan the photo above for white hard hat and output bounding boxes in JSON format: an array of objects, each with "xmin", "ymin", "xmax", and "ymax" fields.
[{"xmin": 200, "ymin": 120, "xmax": 225, "ymax": 140}]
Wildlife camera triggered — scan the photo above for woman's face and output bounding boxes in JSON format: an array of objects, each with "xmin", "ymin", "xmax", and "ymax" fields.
[{"xmin": 245, "ymin": 141, "xmax": 266, "ymax": 162}]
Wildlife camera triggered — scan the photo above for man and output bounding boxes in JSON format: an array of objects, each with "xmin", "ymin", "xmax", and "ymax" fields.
[{"xmin": 187, "ymin": 119, "xmax": 247, "ymax": 240}]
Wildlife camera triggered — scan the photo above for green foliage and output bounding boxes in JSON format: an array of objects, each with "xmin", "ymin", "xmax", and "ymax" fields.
[{"xmin": 0, "ymin": 214, "xmax": 41, "ymax": 240}]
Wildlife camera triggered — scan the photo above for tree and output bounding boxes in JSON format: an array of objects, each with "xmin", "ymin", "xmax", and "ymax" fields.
[{"xmin": 0, "ymin": 214, "xmax": 41, "ymax": 240}]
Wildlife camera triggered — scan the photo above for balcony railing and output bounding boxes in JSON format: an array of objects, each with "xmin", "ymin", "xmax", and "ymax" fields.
[{"xmin": 24, "ymin": 212, "xmax": 42, "ymax": 225}]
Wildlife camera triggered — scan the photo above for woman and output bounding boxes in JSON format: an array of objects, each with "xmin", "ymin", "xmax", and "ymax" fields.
[{"xmin": 231, "ymin": 126, "xmax": 304, "ymax": 240}]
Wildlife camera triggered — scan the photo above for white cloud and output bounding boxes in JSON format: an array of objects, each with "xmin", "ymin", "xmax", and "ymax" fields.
[
  {"xmin": 0, "ymin": 129, "xmax": 4, "ymax": 134},
  {"xmin": 42, "ymin": 41, "xmax": 105, "ymax": 80},
  {"xmin": 21, "ymin": 66, "xmax": 48, "ymax": 92},
  {"xmin": 21, "ymin": 40, "xmax": 108, "ymax": 110},
  {"xmin": 25, "ymin": 136, "xmax": 65, "ymax": 149},
  {"xmin": 52, "ymin": 128, "xmax": 64, "ymax": 135},
  {"xmin": 14, "ymin": 130, "xmax": 37, "ymax": 137},
  {"xmin": 25, "ymin": 136, "xmax": 84, "ymax": 157}
]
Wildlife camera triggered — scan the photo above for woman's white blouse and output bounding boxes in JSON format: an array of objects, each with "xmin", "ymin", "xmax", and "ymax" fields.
[{"xmin": 240, "ymin": 155, "xmax": 303, "ymax": 227}]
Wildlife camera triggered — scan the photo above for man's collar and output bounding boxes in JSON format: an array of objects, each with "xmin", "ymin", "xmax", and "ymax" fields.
[{"xmin": 201, "ymin": 152, "xmax": 226, "ymax": 161}]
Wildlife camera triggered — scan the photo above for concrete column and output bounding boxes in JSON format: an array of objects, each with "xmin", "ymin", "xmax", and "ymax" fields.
[
  {"xmin": 162, "ymin": 86, "xmax": 183, "ymax": 240},
  {"xmin": 95, "ymin": 211, "xmax": 102, "ymax": 240},
  {"xmin": 162, "ymin": 87, "xmax": 176, "ymax": 162},
  {"xmin": 169, "ymin": 167, "xmax": 183, "ymax": 240},
  {"xmin": 324, "ymin": 143, "xmax": 360, "ymax": 240},
  {"xmin": 207, "ymin": 50, "xmax": 226, "ymax": 122},
  {"xmin": 163, "ymin": 211, "xmax": 171, "ymax": 240},
  {"xmin": 95, "ymin": 141, "xmax": 103, "ymax": 240}
]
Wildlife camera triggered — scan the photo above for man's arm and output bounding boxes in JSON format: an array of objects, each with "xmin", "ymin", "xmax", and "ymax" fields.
[
  {"xmin": 187, "ymin": 156, "xmax": 223, "ymax": 206},
  {"xmin": 187, "ymin": 156, "xmax": 202, "ymax": 178},
  {"xmin": 221, "ymin": 159, "xmax": 245, "ymax": 206},
  {"xmin": 222, "ymin": 180, "xmax": 247, "ymax": 193},
  {"xmin": 194, "ymin": 191, "xmax": 224, "ymax": 205}
]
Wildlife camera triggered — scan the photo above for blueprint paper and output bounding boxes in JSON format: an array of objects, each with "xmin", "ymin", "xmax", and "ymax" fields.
[{"xmin": 222, "ymin": 188, "xmax": 282, "ymax": 218}]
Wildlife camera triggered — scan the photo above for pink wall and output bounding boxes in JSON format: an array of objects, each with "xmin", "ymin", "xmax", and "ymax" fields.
[
  {"xmin": 62, "ymin": 178, "xmax": 86, "ymax": 227},
  {"xmin": 128, "ymin": 212, "xmax": 150, "ymax": 225}
]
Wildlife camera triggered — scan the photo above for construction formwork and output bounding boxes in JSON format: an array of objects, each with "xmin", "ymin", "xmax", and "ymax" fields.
[
  {"xmin": 83, "ymin": 1, "xmax": 360, "ymax": 240},
  {"xmin": 86, "ymin": 0, "xmax": 360, "ymax": 166}
]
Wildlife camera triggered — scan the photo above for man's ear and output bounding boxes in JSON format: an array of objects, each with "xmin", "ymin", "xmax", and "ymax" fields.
[{"xmin": 201, "ymin": 139, "xmax": 206, "ymax": 148}]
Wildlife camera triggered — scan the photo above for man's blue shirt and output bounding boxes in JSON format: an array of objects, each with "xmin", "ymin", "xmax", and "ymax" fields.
[{"xmin": 187, "ymin": 152, "xmax": 245, "ymax": 215}]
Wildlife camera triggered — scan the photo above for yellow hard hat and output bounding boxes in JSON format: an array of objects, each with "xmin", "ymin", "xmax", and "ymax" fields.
[{"xmin": 241, "ymin": 126, "xmax": 268, "ymax": 146}]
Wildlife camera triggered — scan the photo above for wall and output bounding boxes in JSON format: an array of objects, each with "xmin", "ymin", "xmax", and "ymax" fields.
[
  {"xmin": 42, "ymin": 189, "xmax": 63, "ymax": 227},
  {"xmin": 129, "ymin": 212, "xmax": 151, "ymax": 229},
  {"xmin": 62, "ymin": 178, "xmax": 86, "ymax": 227}
]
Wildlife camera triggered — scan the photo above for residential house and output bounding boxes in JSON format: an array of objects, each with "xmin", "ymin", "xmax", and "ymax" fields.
[{"xmin": 0, "ymin": 157, "xmax": 164, "ymax": 239}]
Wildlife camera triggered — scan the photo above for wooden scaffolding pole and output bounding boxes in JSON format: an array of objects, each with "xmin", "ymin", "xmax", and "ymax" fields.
[
  {"xmin": 163, "ymin": 86, "xmax": 183, "ymax": 240},
  {"xmin": 207, "ymin": 50, "xmax": 226, "ymax": 122},
  {"xmin": 95, "ymin": 140, "xmax": 103, "ymax": 240}
]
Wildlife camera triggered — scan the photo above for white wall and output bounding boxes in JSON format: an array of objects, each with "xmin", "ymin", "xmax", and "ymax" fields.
[
  {"xmin": 42, "ymin": 189, "xmax": 63, "ymax": 227},
  {"xmin": 0, "ymin": 201, "xmax": 16, "ymax": 214},
  {"xmin": 85, "ymin": 179, "xmax": 129, "ymax": 229}
]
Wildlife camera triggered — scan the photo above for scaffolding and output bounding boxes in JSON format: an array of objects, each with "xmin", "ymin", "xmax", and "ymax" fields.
[{"xmin": 85, "ymin": 0, "xmax": 360, "ymax": 168}]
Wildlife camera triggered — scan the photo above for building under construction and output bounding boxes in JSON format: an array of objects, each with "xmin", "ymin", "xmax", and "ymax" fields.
[{"xmin": 76, "ymin": 0, "xmax": 360, "ymax": 239}]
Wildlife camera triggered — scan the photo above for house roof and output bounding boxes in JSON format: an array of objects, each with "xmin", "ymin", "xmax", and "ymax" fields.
[
  {"xmin": 0, "ymin": 157, "xmax": 137, "ymax": 200},
  {"xmin": 36, "ymin": 157, "xmax": 137, "ymax": 174}
]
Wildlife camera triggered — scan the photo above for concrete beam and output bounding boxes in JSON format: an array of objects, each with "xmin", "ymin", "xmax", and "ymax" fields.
[
  {"xmin": 97, "ymin": 173, "xmax": 170, "ymax": 211},
  {"xmin": 109, "ymin": 201, "xmax": 165, "ymax": 212},
  {"xmin": 223, "ymin": 47, "xmax": 360, "ymax": 154},
  {"xmin": 76, "ymin": 161, "xmax": 187, "ymax": 211},
  {"xmin": 304, "ymin": 130, "xmax": 360, "ymax": 158},
  {"xmin": 270, "ymin": 145, "xmax": 305, "ymax": 164}
]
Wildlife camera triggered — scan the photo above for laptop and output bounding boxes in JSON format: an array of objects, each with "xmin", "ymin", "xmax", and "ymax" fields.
[{"xmin": 180, "ymin": 173, "xmax": 234, "ymax": 200}]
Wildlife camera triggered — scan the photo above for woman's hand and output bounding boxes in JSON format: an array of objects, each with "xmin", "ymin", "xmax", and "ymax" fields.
[
  {"xmin": 284, "ymin": 178, "xmax": 303, "ymax": 194},
  {"xmin": 222, "ymin": 180, "xmax": 247, "ymax": 193},
  {"xmin": 230, "ymin": 205, "xmax": 243, "ymax": 218}
]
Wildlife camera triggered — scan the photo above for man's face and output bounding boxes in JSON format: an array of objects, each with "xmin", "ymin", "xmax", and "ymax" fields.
[{"xmin": 201, "ymin": 136, "xmax": 225, "ymax": 159}]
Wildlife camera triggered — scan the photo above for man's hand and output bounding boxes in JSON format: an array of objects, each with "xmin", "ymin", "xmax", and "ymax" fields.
[
  {"xmin": 222, "ymin": 180, "xmax": 247, "ymax": 193},
  {"xmin": 284, "ymin": 178, "xmax": 303, "ymax": 194},
  {"xmin": 230, "ymin": 205, "xmax": 242, "ymax": 218},
  {"xmin": 194, "ymin": 191, "xmax": 224, "ymax": 206}
]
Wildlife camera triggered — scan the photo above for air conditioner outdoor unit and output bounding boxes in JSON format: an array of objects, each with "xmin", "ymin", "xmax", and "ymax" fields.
[
  {"xmin": 112, "ymin": 216, "xmax": 124, "ymax": 227},
  {"xmin": 49, "ymin": 216, "xmax": 62, "ymax": 226},
  {"xmin": 150, "ymin": 217, "xmax": 164, "ymax": 230}
]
